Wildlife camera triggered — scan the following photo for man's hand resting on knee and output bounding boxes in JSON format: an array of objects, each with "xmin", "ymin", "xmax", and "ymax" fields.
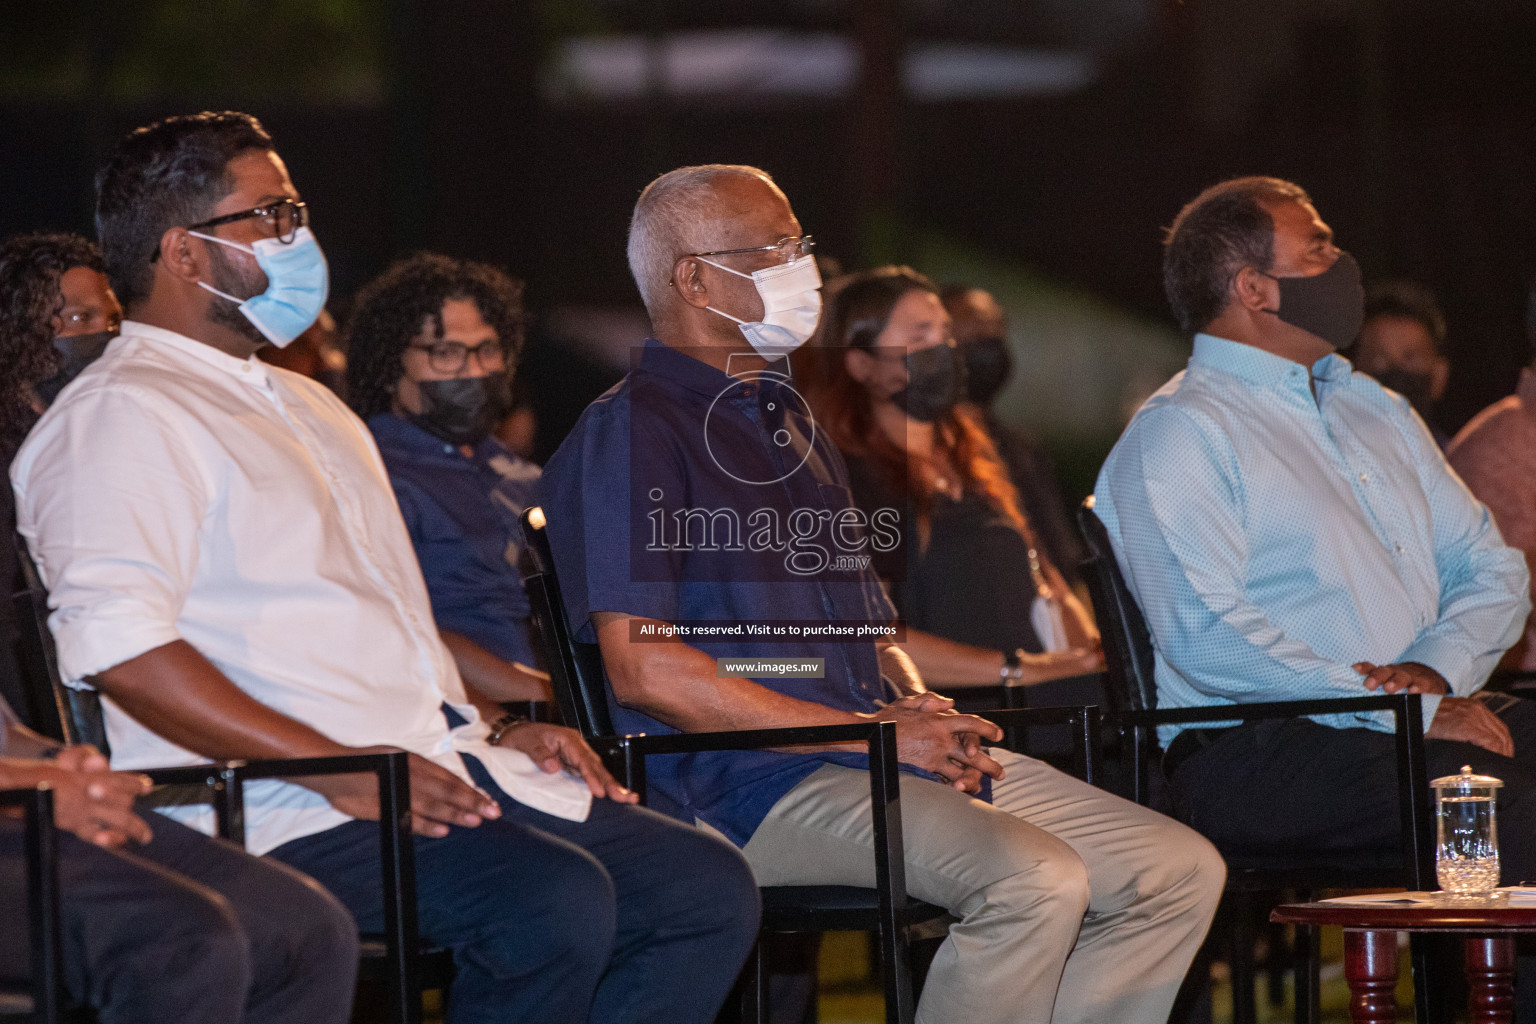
[
  {"xmin": 1426, "ymin": 697, "xmax": 1515, "ymax": 757},
  {"xmin": 309, "ymin": 748, "xmax": 504, "ymax": 838},
  {"xmin": 494, "ymin": 722, "xmax": 639, "ymax": 804},
  {"xmin": 862, "ymin": 699, "xmax": 1005, "ymax": 794}
]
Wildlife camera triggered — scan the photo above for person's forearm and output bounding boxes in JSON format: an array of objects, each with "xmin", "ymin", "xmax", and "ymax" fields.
[
  {"xmin": 92, "ymin": 640, "xmax": 350, "ymax": 761},
  {"xmin": 1056, "ymin": 581, "xmax": 1100, "ymax": 649},
  {"xmin": 899, "ymin": 629, "xmax": 1008, "ymax": 686},
  {"xmin": 440, "ymin": 631, "xmax": 552, "ymax": 703},
  {"xmin": 0, "ymin": 756, "xmax": 53, "ymax": 789},
  {"xmin": 878, "ymin": 643, "xmax": 925, "ymax": 697},
  {"xmin": 3, "ymin": 722, "xmax": 63, "ymax": 759},
  {"xmin": 594, "ymin": 614, "xmax": 861, "ymax": 733}
]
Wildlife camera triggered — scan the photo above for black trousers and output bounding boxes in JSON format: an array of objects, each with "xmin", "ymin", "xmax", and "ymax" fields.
[
  {"xmin": 270, "ymin": 755, "xmax": 762, "ymax": 1024},
  {"xmin": 0, "ymin": 806, "xmax": 358, "ymax": 1024},
  {"xmin": 1167, "ymin": 696, "xmax": 1536, "ymax": 883}
]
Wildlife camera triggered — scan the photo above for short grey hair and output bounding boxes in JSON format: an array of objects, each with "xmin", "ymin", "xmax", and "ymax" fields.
[{"xmin": 626, "ymin": 164, "xmax": 777, "ymax": 315}]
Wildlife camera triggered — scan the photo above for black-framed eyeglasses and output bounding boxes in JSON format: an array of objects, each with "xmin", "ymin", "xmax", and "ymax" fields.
[
  {"xmin": 688, "ymin": 235, "xmax": 815, "ymax": 265},
  {"xmin": 409, "ymin": 340, "xmax": 507, "ymax": 375},
  {"xmin": 191, "ymin": 199, "xmax": 309, "ymax": 242},
  {"xmin": 152, "ymin": 199, "xmax": 310, "ymax": 261}
]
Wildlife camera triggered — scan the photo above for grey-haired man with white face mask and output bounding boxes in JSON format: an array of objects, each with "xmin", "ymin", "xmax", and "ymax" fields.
[{"xmin": 541, "ymin": 164, "xmax": 1224, "ymax": 1024}]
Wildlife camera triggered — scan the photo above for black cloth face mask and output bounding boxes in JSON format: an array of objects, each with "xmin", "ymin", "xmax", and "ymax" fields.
[
  {"xmin": 960, "ymin": 335, "xmax": 1012, "ymax": 405},
  {"xmin": 1367, "ymin": 366, "xmax": 1437, "ymax": 414},
  {"xmin": 35, "ymin": 330, "xmax": 115, "ymax": 405},
  {"xmin": 893, "ymin": 344, "xmax": 965, "ymax": 423},
  {"xmin": 407, "ymin": 374, "xmax": 511, "ymax": 446},
  {"xmin": 1261, "ymin": 250, "xmax": 1365, "ymax": 351}
]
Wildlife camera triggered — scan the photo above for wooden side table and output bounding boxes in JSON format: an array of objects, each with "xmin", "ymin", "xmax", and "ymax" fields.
[{"xmin": 1271, "ymin": 899, "xmax": 1536, "ymax": 1024}]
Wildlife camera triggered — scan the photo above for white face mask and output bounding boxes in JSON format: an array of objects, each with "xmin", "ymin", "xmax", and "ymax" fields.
[{"xmin": 698, "ymin": 255, "xmax": 822, "ymax": 362}]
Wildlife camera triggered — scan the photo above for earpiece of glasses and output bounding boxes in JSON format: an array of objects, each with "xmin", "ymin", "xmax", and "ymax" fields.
[{"xmin": 689, "ymin": 235, "xmax": 815, "ymax": 264}]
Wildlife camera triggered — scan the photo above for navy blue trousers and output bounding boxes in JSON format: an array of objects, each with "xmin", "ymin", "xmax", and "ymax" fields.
[
  {"xmin": 0, "ymin": 808, "xmax": 358, "ymax": 1024},
  {"xmin": 269, "ymin": 755, "xmax": 761, "ymax": 1024}
]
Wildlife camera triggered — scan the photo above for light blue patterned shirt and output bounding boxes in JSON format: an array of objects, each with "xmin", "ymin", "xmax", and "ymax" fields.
[{"xmin": 1094, "ymin": 333, "xmax": 1530, "ymax": 743}]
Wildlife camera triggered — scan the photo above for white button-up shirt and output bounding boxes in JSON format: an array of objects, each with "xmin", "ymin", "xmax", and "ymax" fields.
[{"xmin": 12, "ymin": 321, "xmax": 591, "ymax": 854}]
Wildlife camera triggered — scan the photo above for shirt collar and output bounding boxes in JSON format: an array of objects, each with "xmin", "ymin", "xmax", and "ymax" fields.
[
  {"xmin": 120, "ymin": 320, "xmax": 270, "ymax": 382},
  {"xmin": 637, "ymin": 337, "xmax": 775, "ymax": 399},
  {"xmin": 367, "ymin": 412, "xmax": 509, "ymax": 465},
  {"xmin": 1191, "ymin": 332, "xmax": 1351, "ymax": 391}
]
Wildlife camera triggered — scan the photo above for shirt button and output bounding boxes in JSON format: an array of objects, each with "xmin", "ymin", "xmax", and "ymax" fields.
[{"xmin": 1359, "ymin": 474, "xmax": 1368, "ymax": 483}]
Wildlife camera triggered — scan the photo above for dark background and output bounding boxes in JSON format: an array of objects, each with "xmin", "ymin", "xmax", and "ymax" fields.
[{"xmin": 3, "ymin": 0, "xmax": 1533, "ymax": 479}]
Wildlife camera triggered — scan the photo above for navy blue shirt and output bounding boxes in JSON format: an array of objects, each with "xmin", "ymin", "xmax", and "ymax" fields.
[
  {"xmin": 369, "ymin": 413, "xmax": 540, "ymax": 667},
  {"xmin": 542, "ymin": 339, "xmax": 918, "ymax": 847}
]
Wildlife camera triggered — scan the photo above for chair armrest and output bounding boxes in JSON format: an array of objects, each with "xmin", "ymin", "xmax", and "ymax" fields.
[
  {"xmin": 593, "ymin": 721, "xmax": 877, "ymax": 759},
  {"xmin": 1126, "ymin": 692, "xmax": 1420, "ymax": 728},
  {"xmin": 218, "ymin": 752, "xmax": 413, "ymax": 847},
  {"xmin": 976, "ymin": 705, "xmax": 1101, "ymax": 785},
  {"xmin": 139, "ymin": 754, "xmax": 411, "ymax": 846},
  {"xmin": 142, "ymin": 762, "xmax": 244, "ymax": 789},
  {"xmin": 590, "ymin": 722, "xmax": 887, "ymax": 796},
  {"xmin": 215, "ymin": 751, "xmax": 423, "ymax": 1018},
  {"xmin": 596, "ymin": 721, "xmax": 918, "ymax": 949}
]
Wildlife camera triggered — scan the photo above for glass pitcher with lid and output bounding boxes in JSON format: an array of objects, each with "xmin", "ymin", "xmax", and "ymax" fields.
[{"xmin": 1431, "ymin": 765, "xmax": 1503, "ymax": 896}]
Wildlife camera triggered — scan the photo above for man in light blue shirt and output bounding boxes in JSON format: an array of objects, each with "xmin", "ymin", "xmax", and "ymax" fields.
[{"xmin": 1094, "ymin": 176, "xmax": 1536, "ymax": 881}]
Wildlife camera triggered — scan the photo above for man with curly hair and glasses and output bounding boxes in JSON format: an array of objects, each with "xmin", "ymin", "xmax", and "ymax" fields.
[{"xmin": 345, "ymin": 252, "xmax": 551, "ymax": 713}]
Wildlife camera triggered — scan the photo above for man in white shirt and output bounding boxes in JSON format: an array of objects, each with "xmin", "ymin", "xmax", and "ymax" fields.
[{"xmin": 13, "ymin": 110, "xmax": 759, "ymax": 1024}]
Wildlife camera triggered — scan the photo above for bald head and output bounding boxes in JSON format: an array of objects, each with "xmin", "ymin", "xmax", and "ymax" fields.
[{"xmin": 626, "ymin": 164, "xmax": 790, "ymax": 316}]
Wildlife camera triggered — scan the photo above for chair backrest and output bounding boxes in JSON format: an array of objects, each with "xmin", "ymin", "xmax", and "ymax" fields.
[
  {"xmin": 11, "ymin": 535, "xmax": 106, "ymax": 750},
  {"xmin": 518, "ymin": 507, "xmax": 617, "ymax": 738},
  {"xmin": 1076, "ymin": 498, "xmax": 1159, "ymax": 717}
]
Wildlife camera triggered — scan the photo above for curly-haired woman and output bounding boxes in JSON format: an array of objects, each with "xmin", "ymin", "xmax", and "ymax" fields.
[
  {"xmin": 800, "ymin": 266, "xmax": 1103, "ymax": 707},
  {"xmin": 0, "ymin": 232, "xmax": 122, "ymax": 714},
  {"xmin": 346, "ymin": 252, "xmax": 552, "ymax": 713},
  {"xmin": 0, "ymin": 232, "xmax": 121, "ymax": 461}
]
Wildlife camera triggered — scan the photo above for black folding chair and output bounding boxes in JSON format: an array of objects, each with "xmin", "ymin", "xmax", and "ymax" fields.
[
  {"xmin": 1077, "ymin": 497, "xmax": 1438, "ymax": 1024},
  {"xmin": 9, "ymin": 537, "xmax": 451, "ymax": 1024},
  {"xmin": 519, "ymin": 505, "xmax": 1100, "ymax": 1024}
]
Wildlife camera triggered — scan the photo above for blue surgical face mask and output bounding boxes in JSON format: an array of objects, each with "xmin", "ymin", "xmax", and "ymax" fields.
[{"xmin": 192, "ymin": 226, "xmax": 329, "ymax": 348}]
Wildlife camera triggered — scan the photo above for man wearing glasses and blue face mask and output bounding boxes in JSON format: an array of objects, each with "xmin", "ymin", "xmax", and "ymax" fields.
[
  {"xmin": 14, "ymin": 113, "xmax": 760, "ymax": 1024},
  {"xmin": 541, "ymin": 164, "xmax": 1223, "ymax": 1024}
]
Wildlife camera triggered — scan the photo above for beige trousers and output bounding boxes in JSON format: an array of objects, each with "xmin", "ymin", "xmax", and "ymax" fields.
[{"xmin": 741, "ymin": 751, "xmax": 1225, "ymax": 1024}]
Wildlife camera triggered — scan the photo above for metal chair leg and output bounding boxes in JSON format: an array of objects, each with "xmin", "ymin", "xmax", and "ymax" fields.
[
  {"xmin": 1230, "ymin": 891, "xmax": 1258, "ymax": 1024},
  {"xmin": 738, "ymin": 940, "xmax": 768, "ymax": 1024},
  {"xmin": 1411, "ymin": 933, "xmax": 1453, "ymax": 1024},
  {"xmin": 1265, "ymin": 918, "xmax": 1288, "ymax": 1007},
  {"xmin": 1292, "ymin": 924, "xmax": 1320, "ymax": 1024}
]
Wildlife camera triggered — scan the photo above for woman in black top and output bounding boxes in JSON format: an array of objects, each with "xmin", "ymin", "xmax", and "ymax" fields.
[{"xmin": 800, "ymin": 266, "xmax": 1102, "ymax": 698}]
